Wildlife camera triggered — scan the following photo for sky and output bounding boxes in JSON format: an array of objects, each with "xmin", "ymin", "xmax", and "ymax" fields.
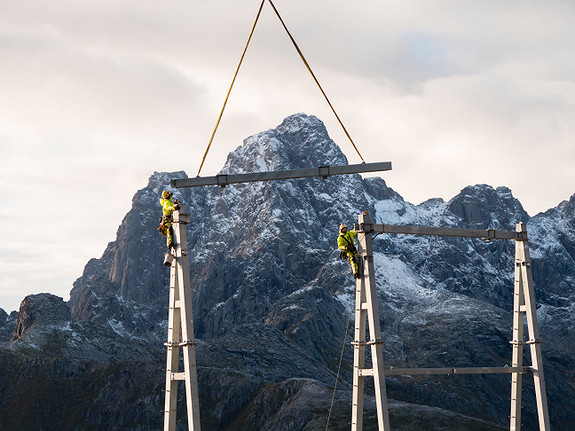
[{"xmin": 1, "ymin": 0, "xmax": 574, "ymax": 312}]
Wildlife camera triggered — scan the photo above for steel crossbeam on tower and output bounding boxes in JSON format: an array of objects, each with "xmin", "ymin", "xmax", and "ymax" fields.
[
  {"xmin": 361, "ymin": 223, "xmax": 523, "ymax": 241},
  {"xmin": 171, "ymin": 161, "xmax": 391, "ymax": 188},
  {"xmin": 351, "ymin": 215, "xmax": 550, "ymax": 431}
]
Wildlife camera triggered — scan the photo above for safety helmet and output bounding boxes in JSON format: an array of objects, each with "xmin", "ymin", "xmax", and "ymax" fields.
[
  {"xmin": 339, "ymin": 224, "xmax": 347, "ymax": 232},
  {"xmin": 162, "ymin": 190, "xmax": 172, "ymax": 199}
]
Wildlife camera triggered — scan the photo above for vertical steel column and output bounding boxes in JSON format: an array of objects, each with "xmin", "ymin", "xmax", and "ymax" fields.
[
  {"xmin": 510, "ymin": 230, "xmax": 526, "ymax": 431},
  {"xmin": 164, "ymin": 208, "xmax": 201, "ymax": 431},
  {"xmin": 351, "ymin": 212, "xmax": 391, "ymax": 431},
  {"xmin": 164, "ymin": 250, "xmax": 180, "ymax": 431},
  {"xmin": 351, "ymin": 254, "xmax": 367, "ymax": 431},
  {"xmin": 513, "ymin": 223, "xmax": 550, "ymax": 431}
]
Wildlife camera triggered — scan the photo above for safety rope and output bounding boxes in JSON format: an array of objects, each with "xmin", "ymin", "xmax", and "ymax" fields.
[
  {"xmin": 325, "ymin": 305, "xmax": 353, "ymax": 431},
  {"xmin": 291, "ymin": 244, "xmax": 354, "ymax": 431},
  {"xmin": 197, "ymin": 0, "xmax": 365, "ymax": 177},
  {"xmin": 197, "ymin": 0, "xmax": 266, "ymax": 177}
]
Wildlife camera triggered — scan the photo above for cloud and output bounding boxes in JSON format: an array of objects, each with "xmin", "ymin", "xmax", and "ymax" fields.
[{"xmin": 0, "ymin": 0, "xmax": 574, "ymax": 311}]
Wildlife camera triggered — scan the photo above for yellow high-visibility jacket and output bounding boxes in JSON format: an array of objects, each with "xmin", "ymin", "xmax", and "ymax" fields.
[
  {"xmin": 160, "ymin": 197, "xmax": 175, "ymax": 217},
  {"xmin": 338, "ymin": 230, "xmax": 357, "ymax": 251}
]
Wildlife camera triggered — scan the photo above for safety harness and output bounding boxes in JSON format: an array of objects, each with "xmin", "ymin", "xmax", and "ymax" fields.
[{"xmin": 339, "ymin": 233, "xmax": 357, "ymax": 260}]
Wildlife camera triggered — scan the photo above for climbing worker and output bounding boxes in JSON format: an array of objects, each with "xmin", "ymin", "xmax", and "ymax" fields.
[
  {"xmin": 158, "ymin": 190, "xmax": 180, "ymax": 250},
  {"xmin": 338, "ymin": 224, "xmax": 360, "ymax": 278}
]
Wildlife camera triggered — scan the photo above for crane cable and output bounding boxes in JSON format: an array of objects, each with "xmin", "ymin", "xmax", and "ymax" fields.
[
  {"xmin": 286, "ymin": 246, "xmax": 354, "ymax": 430},
  {"xmin": 301, "ymin": 247, "xmax": 355, "ymax": 430},
  {"xmin": 197, "ymin": 0, "xmax": 365, "ymax": 177},
  {"xmin": 197, "ymin": 0, "xmax": 266, "ymax": 177}
]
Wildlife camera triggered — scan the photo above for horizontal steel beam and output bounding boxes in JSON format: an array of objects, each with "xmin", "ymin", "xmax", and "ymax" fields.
[
  {"xmin": 357, "ymin": 223, "xmax": 524, "ymax": 241},
  {"xmin": 171, "ymin": 161, "xmax": 392, "ymax": 188},
  {"xmin": 384, "ymin": 366, "xmax": 531, "ymax": 376}
]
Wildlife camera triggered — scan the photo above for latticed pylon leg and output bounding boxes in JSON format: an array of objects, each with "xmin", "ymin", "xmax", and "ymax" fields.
[
  {"xmin": 509, "ymin": 223, "xmax": 550, "ymax": 431},
  {"xmin": 351, "ymin": 212, "xmax": 391, "ymax": 431},
  {"xmin": 164, "ymin": 208, "xmax": 201, "ymax": 431}
]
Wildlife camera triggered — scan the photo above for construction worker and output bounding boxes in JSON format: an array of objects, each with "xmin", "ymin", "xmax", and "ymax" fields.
[
  {"xmin": 158, "ymin": 190, "xmax": 179, "ymax": 250},
  {"xmin": 338, "ymin": 224, "xmax": 360, "ymax": 278}
]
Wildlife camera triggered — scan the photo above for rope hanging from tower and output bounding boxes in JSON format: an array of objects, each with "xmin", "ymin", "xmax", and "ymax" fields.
[{"xmin": 197, "ymin": 0, "xmax": 365, "ymax": 177}]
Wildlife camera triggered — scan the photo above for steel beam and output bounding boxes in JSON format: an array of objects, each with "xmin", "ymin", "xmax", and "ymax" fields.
[
  {"xmin": 171, "ymin": 161, "xmax": 392, "ymax": 188},
  {"xmin": 360, "ymin": 223, "xmax": 523, "ymax": 241},
  {"xmin": 384, "ymin": 366, "xmax": 531, "ymax": 376}
]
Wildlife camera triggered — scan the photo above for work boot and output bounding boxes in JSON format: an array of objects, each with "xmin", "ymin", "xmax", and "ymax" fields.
[{"xmin": 163, "ymin": 252, "xmax": 174, "ymax": 267}]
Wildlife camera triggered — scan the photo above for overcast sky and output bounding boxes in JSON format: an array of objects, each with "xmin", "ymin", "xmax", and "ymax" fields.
[{"xmin": 1, "ymin": 0, "xmax": 574, "ymax": 312}]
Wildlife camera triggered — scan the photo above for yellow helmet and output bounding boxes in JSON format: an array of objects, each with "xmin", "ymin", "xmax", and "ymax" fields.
[
  {"xmin": 162, "ymin": 190, "xmax": 171, "ymax": 199},
  {"xmin": 339, "ymin": 224, "xmax": 347, "ymax": 232}
]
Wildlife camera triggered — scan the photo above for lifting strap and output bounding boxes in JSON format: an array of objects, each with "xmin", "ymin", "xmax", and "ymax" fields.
[
  {"xmin": 197, "ymin": 0, "xmax": 365, "ymax": 177},
  {"xmin": 265, "ymin": 0, "xmax": 365, "ymax": 165},
  {"xmin": 197, "ymin": 0, "xmax": 266, "ymax": 177}
]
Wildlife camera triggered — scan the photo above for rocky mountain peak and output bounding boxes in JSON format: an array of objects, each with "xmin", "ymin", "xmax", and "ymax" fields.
[
  {"xmin": 447, "ymin": 184, "xmax": 529, "ymax": 229},
  {"xmin": 221, "ymin": 113, "xmax": 348, "ymax": 174},
  {"xmin": 11, "ymin": 293, "xmax": 71, "ymax": 341},
  {"xmin": 556, "ymin": 193, "xmax": 575, "ymax": 221}
]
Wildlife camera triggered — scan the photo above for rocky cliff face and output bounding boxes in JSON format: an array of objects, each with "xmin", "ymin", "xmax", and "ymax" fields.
[
  {"xmin": 0, "ymin": 113, "xmax": 574, "ymax": 430},
  {"xmin": 11, "ymin": 293, "xmax": 71, "ymax": 341}
]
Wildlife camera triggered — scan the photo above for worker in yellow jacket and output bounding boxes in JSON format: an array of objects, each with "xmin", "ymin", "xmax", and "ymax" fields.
[
  {"xmin": 158, "ymin": 190, "xmax": 179, "ymax": 250},
  {"xmin": 338, "ymin": 224, "xmax": 359, "ymax": 278}
]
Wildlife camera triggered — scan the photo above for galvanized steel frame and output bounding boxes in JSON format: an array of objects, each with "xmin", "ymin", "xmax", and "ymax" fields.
[
  {"xmin": 166, "ymin": 161, "xmax": 549, "ymax": 430},
  {"xmin": 351, "ymin": 215, "xmax": 550, "ymax": 431}
]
